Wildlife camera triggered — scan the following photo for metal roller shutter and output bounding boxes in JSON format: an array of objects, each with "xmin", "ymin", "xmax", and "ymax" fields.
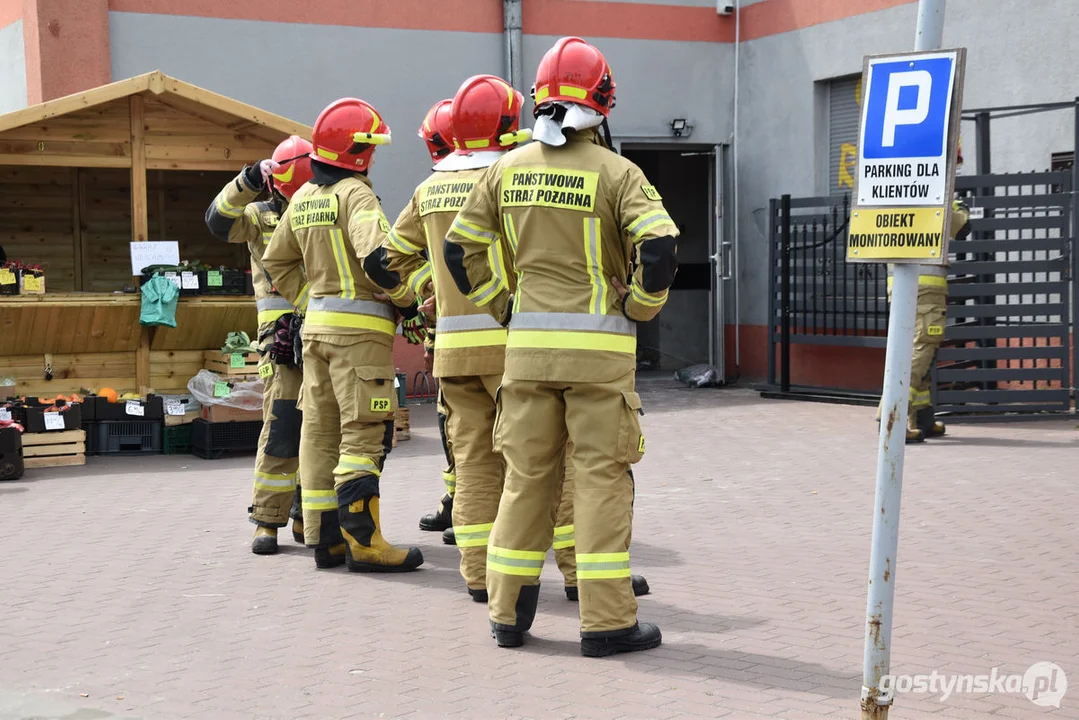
[{"xmin": 828, "ymin": 74, "xmax": 861, "ymax": 197}]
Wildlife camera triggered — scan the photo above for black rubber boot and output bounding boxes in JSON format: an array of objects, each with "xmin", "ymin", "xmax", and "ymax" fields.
[
  {"xmin": 314, "ymin": 544, "xmax": 346, "ymax": 568},
  {"xmin": 339, "ymin": 483, "xmax": 423, "ymax": 573},
  {"xmin": 469, "ymin": 588, "xmax": 488, "ymax": 603},
  {"xmin": 916, "ymin": 407, "xmax": 946, "ymax": 437},
  {"xmin": 289, "ymin": 486, "xmax": 305, "ymax": 544},
  {"xmin": 419, "ymin": 493, "xmax": 453, "ymax": 532},
  {"xmin": 251, "ymin": 526, "xmax": 278, "ymax": 555},
  {"xmin": 491, "ymin": 584, "xmax": 539, "ymax": 648},
  {"xmin": 442, "ymin": 527, "xmax": 456, "ymax": 546},
  {"xmin": 566, "ymin": 574, "xmax": 651, "ymax": 601},
  {"xmin": 312, "ymin": 509, "xmax": 345, "ymax": 569},
  {"xmin": 581, "ymin": 622, "xmax": 663, "ymax": 658}
]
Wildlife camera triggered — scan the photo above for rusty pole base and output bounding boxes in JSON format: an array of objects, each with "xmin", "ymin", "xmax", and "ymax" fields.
[{"xmin": 860, "ymin": 699, "xmax": 890, "ymax": 720}]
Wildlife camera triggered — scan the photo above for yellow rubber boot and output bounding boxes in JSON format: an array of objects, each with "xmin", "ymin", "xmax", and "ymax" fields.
[
  {"xmin": 252, "ymin": 526, "xmax": 278, "ymax": 555},
  {"xmin": 341, "ymin": 497, "xmax": 424, "ymax": 573}
]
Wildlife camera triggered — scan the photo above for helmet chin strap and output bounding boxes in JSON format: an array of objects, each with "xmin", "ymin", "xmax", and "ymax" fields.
[{"xmin": 600, "ymin": 118, "xmax": 614, "ymax": 152}]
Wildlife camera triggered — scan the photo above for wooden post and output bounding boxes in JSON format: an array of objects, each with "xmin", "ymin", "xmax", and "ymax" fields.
[
  {"xmin": 130, "ymin": 95, "xmax": 148, "ymax": 243},
  {"xmin": 130, "ymin": 94, "xmax": 153, "ymax": 391},
  {"xmin": 71, "ymin": 167, "xmax": 84, "ymax": 291}
]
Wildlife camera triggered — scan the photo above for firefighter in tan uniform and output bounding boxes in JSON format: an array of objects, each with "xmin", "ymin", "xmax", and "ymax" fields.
[
  {"xmin": 205, "ymin": 136, "xmax": 314, "ymax": 555},
  {"xmin": 878, "ymin": 149, "xmax": 972, "ymax": 443},
  {"xmin": 446, "ymin": 38, "xmax": 676, "ymax": 656},
  {"xmin": 409, "ymin": 99, "xmax": 459, "ymax": 538},
  {"xmin": 262, "ymin": 98, "xmax": 423, "ymax": 573}
]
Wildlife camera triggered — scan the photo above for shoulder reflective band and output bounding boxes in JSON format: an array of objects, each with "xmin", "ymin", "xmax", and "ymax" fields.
[
  {"xmin": 487, "ymin": 546, "xmax": 545, "ymax": 577},
  {"xmin": 455, "ymin": 522, "xmax": 494, "ymax": 548},
  {"xmin": 626, "ymin": 210, "xmax": 674, "ymax": 243},
  {"xmin": 576, "ymin": 551, "xmax": 631, "ymax": 580},
  {"xmin": 302, "ymin": 488, "xmax": 338, "ymax": 511},
  {"xmin": 507, "ymin": 312, "xmax": 636, "ymax": 354},
  {"xmin": 253, "ymin": 470, "xmax": 297, "ymax": 493},
  {"xmin": 256, "ymin": 296, "xmax": 294, "ymax": 324},
  {"xmin": 333, "ymin": 454, "xmax": 382, "ymax": 477},
  {"xmin": 552, "ymin": 524, "xmax": 575, "ymax": 550},
  {"xmin": 306, "ymin": 297, "xmax": 397, "ymax": 335},
  {"xmin": 290, "ymin": 195, "xmax": 340, "ymax": 230},
  {"xmin": 501, "ymin": 167, "xmax": 599, "ymax": 212}
]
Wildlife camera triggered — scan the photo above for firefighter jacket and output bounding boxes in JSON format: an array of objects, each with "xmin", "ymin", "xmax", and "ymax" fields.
[
  {"xmin": 444, "ymin": 130, "xmax": 679, "ymax": 384},
  {"xmin": 386, "ymin": 168, "xmax": 507, "ymax": 378},
  {"xmin": 886, "ymin": 199, "xmax": 972, "ymax": 291},
  {"xmin": 204, "ymin": 168, "xmax": 302, "ymax": 333},
  {"xmin": 261, "ymin": 172, "xmax": 416, "ymax": 348}
]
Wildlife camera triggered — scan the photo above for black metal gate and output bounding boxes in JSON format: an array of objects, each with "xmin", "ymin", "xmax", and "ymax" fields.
[
  {"xmin": 936, "ymin": 171, "xmax": 1075, "ymax": 419},
  {"xmin": 765, "ymin": 172, "xmax": 1076, "ymax": 419}
]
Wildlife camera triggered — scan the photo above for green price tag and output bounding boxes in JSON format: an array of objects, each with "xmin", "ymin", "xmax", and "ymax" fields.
[
  {"xmin": 207, "ymin": 270, "xmax": 222, "ymax": 287},
  {"xmin": 213, "ymin": 381, "xmax": 231, "ymax": 398},
  {"xmin": 230, "ymin": 353, "xmax": 246, "ymax": 368},
  {"xmin": 258, "ymin": 363, "xmax": 274, "ymax": 379}
]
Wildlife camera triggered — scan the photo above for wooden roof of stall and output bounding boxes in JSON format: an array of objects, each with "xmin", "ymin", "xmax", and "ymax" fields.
[{"xmin": 0, "ymin": 70, "xmax": 311, "ymax": 171}]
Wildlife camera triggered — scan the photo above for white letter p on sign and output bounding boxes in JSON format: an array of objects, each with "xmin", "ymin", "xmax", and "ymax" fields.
[{"xmin": 882, "ymin": 70, "xmax": 931, "ymax": 147}]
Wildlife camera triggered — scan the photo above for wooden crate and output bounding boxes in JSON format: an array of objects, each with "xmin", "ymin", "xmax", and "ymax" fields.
[
  {"xmin": 22, "ymin": 429, "xmax": 86, "ymax": 469},
  {"xmin": 203, "ymin": 350, "xmax": 261, "ymax": 376}
]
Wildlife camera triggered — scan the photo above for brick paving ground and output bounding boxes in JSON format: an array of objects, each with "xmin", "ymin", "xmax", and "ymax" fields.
[{"xmin": 1, "ymin": 381, "xmax": 1076, "ymax": 720}]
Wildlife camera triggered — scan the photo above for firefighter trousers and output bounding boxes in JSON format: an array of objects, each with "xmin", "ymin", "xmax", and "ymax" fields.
[
  {"xmin": 442, "ymin": 375, "xmax": 576, "ymax": 590},
  {"xmin": 436, "ymin": 388, "xmax": 456, "ymax": 498},
  {"xmin": 249, "ymin": 356, "xmax": 303, "ymax": 527},
  {"xmin": 298, "ymin": 335, "xmax": 397, "ymax": 548},
  {"xmin": 876, "ymin": 287, "xmax": 947, "ymax": 428},
  {"xmin": 487, "ymin": 371, "xmax": 644, "ymax": 635}
]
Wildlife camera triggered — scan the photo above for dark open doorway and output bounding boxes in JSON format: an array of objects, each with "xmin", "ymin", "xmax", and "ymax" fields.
[{"xmin": 622, "ymin": 145, "xmax": 717, "ymax": 372}]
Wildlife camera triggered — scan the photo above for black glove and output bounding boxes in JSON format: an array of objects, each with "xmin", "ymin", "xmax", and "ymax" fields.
[
  {"xmin": 244, "ymin": 162, "xmax": 267, "ymax": 190},
  {"xmin": 268, "ymin": 313, "xmax": 299, "ymax": 368},
  {"xmin": 290, "ymin": 314, "xmax": 304, "ymax": 369}
]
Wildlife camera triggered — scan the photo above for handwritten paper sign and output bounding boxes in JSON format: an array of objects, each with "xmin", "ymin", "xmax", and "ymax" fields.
[{"xmin": 130, "ymin": 241, "xmax": 180, "ymax": 276}]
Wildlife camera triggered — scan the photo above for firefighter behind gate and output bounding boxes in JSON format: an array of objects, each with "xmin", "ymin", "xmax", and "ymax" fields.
[
  {"xmin": 878, "ymin": 147, "xmax": 972, "ymax": 443},
  {"xmin": 445, "ymin": 38, "xmax": 677, "ymax": 656},
  {"xmin": 204, "ymin": 136, "xmax": 314, "ymax": 555},
  {"xmin": 262, "ymin": 98, "xmax": 424, "ymax": 573}
]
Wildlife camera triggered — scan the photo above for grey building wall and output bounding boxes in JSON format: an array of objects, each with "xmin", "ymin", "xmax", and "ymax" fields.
[
  {"xmin": 109, "ymin": 12, "xmax": 730, "ymax": 234},
  {"xmin": 733, "ymin": 0, "xmax": 1079, "ymax": 327},
  {"xmin": 0, "ymin": 20, "xmax": 27, "ymax": 114}
]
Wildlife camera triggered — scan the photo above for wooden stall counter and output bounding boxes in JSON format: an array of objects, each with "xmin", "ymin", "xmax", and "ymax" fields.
[{"xmin": 0, "ymin": 294, "xmax": 256, "ymax": 396}]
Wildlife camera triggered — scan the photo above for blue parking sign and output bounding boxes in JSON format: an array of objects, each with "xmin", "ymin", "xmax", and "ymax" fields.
[{"xmin": 862, "ymin": 56, "xmax": 955, "ymax": 160}]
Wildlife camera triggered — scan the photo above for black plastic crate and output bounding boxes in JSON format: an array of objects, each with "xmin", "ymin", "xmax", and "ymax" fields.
[
  {"xmin": 191, "ymin": 418, "xmax": 262, "ymax": 459},
  {"xmin": 86, "ymin": 420, "xmax": 163, "ymax": 456},
  {"xmin": 19, "ymin": 402, "xmax": 83, "ymax": 433},
  {"xmin": 140, "ymin": 271, "xmax": 200, "ymax": 296},
  {"xmin": 84, "ymin": 396, "xmax": 164, "ymax": 422},
  {"xmin": 198, "ymin": 269, "xmax": 248, "ymax": 296},
  {"xmin": 163, "ymin": 424, "xmax": 193, "ymax": 455},
  {"xmin": 0, "ymin": 268, "xmax": 20, "ymax": 295},
  {"xmin": 0, "ymin": 427, "xmax": 24, "ymax": 481}
]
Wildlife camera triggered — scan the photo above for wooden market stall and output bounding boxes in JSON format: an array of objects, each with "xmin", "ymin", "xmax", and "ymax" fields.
[{"xmin": 0, "ymin": 71, "xmax": 311, "ymax": 396}]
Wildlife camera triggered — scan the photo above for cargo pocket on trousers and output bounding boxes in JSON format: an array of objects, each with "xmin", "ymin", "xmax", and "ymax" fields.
[
  {"xmin": 350, "ymin": 368, "xmax": 397, "ymax": 423},
  {"xmin": 265, "ymin": 399, "xmax": 301, "ymax": 458},
  {"xmin": 617, "ymin": 390, "xmax": 645, "ymax": 465},
  {"xmin": 491, "ymin": 385, "xmax": 504, "ymax": 454}
]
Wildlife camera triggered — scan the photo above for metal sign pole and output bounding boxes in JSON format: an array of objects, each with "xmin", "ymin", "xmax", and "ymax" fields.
[{"xmin": 860, "ymin": 1, "xmax": 948, "ymax": 718}]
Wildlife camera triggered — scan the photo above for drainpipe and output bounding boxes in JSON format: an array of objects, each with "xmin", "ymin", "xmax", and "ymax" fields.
[{"xmin": 503, "ymin": 0, "xmax": 524, "ymax": 90}]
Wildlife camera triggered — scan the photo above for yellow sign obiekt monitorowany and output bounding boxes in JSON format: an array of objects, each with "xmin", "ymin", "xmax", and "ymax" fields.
[{"xmin": 846, "ymin": 48, "xmax": 966, "ymax": 264}]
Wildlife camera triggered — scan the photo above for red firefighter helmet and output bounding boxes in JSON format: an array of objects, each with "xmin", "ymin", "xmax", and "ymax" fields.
[
  {"xmin": 269, "ymin": 135, "xmax": 314, "ymax": 200},
  {"xmin": 309, "ymin": 98, "xmax": 391, "ymax": 172},
  {"xmin": 418, "ymin": 99, "xmax": 455, "ymax": 163},
  {"xmin": 531, "ymin": 36, "xmax": 616, "ymax": 117},
  {"xmin": 451, "ymin": 74, "xmax": 527, "ymax": 153}
]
